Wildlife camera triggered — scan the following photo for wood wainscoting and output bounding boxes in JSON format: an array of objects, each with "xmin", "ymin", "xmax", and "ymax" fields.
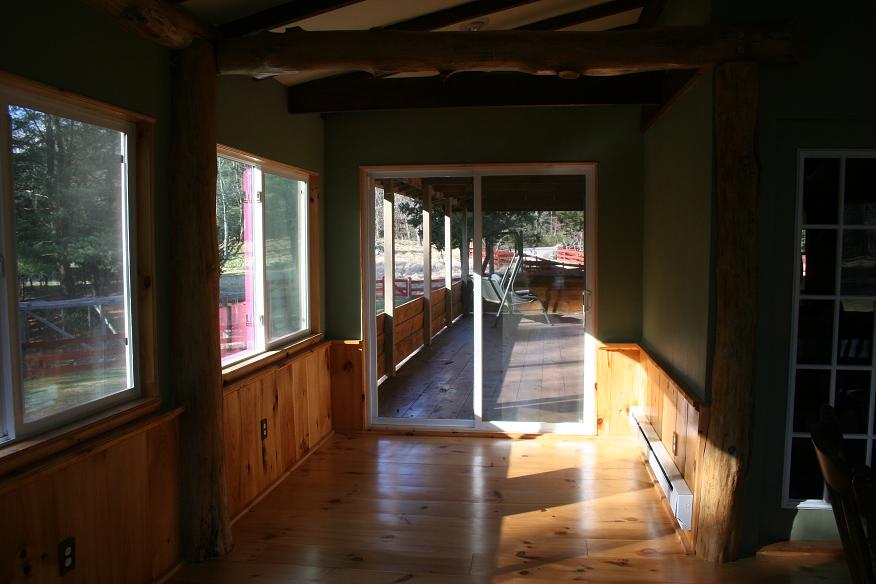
[
  {"xmin": 223, "ymin": 341, "xmax": 333, "ymax": 520},
  {"xmin": 0, "ymin": 409, "xmax": 183, "ymax": 584},
  {"xmin": 596, "ymin": 344, "xmax": 709, "ymax": 547}
]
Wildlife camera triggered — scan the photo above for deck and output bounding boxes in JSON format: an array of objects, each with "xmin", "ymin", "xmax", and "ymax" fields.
[
  {"xmin": 171, "ymin": 433, "xmax": 849, "ymax": 583},
  {"xmin": 378, "ymin": 313, "xmax": 587, "ymax": 423}
]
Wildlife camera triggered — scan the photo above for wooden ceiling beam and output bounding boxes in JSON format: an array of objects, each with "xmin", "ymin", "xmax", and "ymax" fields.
[
  {"xmin": 288, "ymin": 71, "xmax": 662, "ymax": 113},
  {"xmin": 517, "ymin": 0, "xmax": 647, "ymax": 31},
  {"xmin": 219, "ymin": 26, "xmax": 792, "ymax": 78},
  {"xmin": 220, "ymin": 1, "xmax": 367, "ymax": 37},
  {"xmin": 388, "ymin": 0, "xmax": 540, "ymax": 31},
  {"xmin": 79, "ymin": 0, "xmax": 215, "ymax": 49}
]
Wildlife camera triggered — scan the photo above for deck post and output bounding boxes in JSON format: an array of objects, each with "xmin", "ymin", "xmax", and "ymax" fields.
[
  {"xmin": 460, "ymin": 206, "xmax": 470, "ymax": 314},
  {"xmin": 694, "ymin": 60, "xmax": 759, "ymax": 563},
  {"xmin": 445, "ymin": 197, "xmax": 453, "ymax": 325},
  {"xmin": 382, "ymin": 181, "xmax": 396, "ymax": 376},
  {"xmin": 169, "ymin": 40, "xmax": 232, "ymax": 561},
  {"xmin": 423, "ymin": 187, "xmax": 432, "ymax": 346}
]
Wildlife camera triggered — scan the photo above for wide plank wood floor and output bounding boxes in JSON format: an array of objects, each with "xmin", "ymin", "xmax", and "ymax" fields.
[
  {"xmin": 378, "ymin": 314, "xmax": 586, "ymax": 423},
  {"xmin": 172, "ymin": 434, "xmax": 850, "ymax": 583}
]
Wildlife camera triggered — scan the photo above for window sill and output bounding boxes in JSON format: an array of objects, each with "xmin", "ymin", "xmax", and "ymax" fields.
[
  {"xmin": 222, "ymin": 332, "xmax": 324, "ymax": 386},
  {"xmin": 0, "ymin": 397, "xmax": 161, "ymax": 478}
]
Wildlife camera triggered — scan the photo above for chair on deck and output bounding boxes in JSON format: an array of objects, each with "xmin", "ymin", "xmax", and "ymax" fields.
[
  {"xmin": 481, "ymin": 272, "xmax": 550, "ymax": 325},
  {"xmin": 811, "ymin": 404, "xmax": 876, "ymax": 584}
]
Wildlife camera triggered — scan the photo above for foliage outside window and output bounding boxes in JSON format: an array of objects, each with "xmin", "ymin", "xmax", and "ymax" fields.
[
  {"xmin": 216, "ymin": 147, "xmax": 310, "ymax": 366},
  {"xmin": 0, "ymin": 87, "xmax": 138, "ymax": 441}
]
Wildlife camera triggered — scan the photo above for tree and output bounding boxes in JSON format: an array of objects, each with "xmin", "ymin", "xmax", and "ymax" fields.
[{"xmin": 10, "ymin": 105, "xmax": 125, "ymax": 298}]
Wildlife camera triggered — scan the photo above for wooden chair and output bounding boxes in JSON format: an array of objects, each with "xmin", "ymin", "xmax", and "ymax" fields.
[{"xmin": 811, "ymin": 404, "xmax": 876, "ymax": 583}]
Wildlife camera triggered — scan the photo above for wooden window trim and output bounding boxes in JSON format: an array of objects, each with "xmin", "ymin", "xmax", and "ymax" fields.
[
  {"xmin": 0, "ymin": 397, "xmax": 161, "ymax": 478},
  {"xmin": 217, "ymin": 144, "xmax": 322, "ymax": 375},
  {"xmin": 222, "ymin": 332, "xmax": 324, "ymax": 387},
  {"xmin": 0, "ymin": 71, "xmax": 159, "ymax": 454}
]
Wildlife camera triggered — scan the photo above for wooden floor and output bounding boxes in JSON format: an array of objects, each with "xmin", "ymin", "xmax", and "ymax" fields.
[
  {"xmin": 172, "ymin": 433, "xmax": 850, "ymax": 583},
  {"xmin": 378, "ymin": 314, "xmax": 586, "ymax": 423}
]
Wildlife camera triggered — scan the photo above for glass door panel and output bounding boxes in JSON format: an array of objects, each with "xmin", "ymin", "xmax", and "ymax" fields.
[
  {"xmin": 480, "ymin": 174, "xmax": 588, "ymax": 423},
  {"xmin": 375, "ymin": 176, "xmax": 475, "ymax": 422}
]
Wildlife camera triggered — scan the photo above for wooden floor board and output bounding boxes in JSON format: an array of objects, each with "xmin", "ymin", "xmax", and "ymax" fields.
[
  {"xmin": 173, "ymin": 434, "xmax": 850, "ymax": 584},
  {"xmin": 378, "ymin": 314, "xmax": 587, "ymax": 423}
]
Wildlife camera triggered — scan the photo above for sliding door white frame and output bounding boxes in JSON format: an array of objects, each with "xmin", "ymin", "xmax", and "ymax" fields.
[{"xmin": 360, "ymin": 163, "xmax": 598, "ymax": 434}]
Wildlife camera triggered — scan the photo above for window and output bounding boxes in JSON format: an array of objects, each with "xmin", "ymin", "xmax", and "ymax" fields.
[
  {"xmin": 784, "ymin": 150, "xmax": 876, "ymax": 507},
  {"xmin": 216, "ymin": 146, "xmax": 313, "ymax": 366},
  {"xmin": 0, "ymin": 79, "xmax": 145, "ymax": 442}
]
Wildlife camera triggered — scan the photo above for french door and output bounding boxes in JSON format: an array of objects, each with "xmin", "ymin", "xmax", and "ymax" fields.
[{"xmin": 362, "ymin": 164, "xmax": 597, "ymax": 434}]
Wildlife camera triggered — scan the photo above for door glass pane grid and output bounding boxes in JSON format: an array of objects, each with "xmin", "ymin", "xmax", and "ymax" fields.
[{"xmin": 787, "ymin": 153, "xmax": 876, "ymax": 506}]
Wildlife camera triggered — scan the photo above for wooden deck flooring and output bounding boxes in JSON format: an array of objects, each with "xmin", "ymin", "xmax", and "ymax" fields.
[
  {"xmin": 172, "ymin": 433, "xmax": 850, "ymax": 583},
  {"xmin": 378, "ymin": 314, "xmax": 586, "ymax": 423}
]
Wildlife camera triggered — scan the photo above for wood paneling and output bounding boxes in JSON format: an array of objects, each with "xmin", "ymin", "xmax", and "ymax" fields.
[
  {"xmin": 223, "ymin": 342, "xmax": 333, "ymax": 520},
  {"xmin": 596, "ymin": 344, "xmax": 707, "ymax": 488},
  {"xmin": 431, "ymin": 287, "xmax": 448, "ymax": 335},
  {"xmin": 376, "ymin": 312, "xmax": 386, "ymax": 380},
  {"xmin": 0, "ymin": 410, "xmax": 182, "ymax": 584},
  {"xmin": 394, "ymin": 297, "xmax": 425, "ymax": 365},
  {"xmin": 330, "ymin": 341, "xmax": 365, "ymax": 434},
  {"xmin": 451, "ymin": 281, "xmax": 464, "ymax": 320},
  {"xmin": 596, "ymin": 343, "xmax": 708, "ymax": 547},
  {"xmin": 596, "ymin": 346, "xmax": 643, "ymax": 436}
]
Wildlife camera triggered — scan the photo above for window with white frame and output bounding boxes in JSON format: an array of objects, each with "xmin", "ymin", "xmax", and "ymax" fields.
[
  {"xmin": 784, "ymin": 151, "xmax": 876, "ymax": 507},
  {"xmin": 0, "ymin": 84, "xmax": 139, "ymax": 442},
  {"xmin": 216, "ymin": 146, "xmax": 311, "ymax": 366}
]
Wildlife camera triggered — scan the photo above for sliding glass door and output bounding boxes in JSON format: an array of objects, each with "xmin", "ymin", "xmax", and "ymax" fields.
[{"xmin": 364, "ymin": 165, "xmax": 596, "ymax": 434}]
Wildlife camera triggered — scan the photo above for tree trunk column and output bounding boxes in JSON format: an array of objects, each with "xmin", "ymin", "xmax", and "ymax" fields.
[
  {"xmin": 169, "ymin": 40, "xmax": 232, "ymax": 561},
  {"xmin": 694, "ymin": 61, "xmax": 759, "ymax": 563}
]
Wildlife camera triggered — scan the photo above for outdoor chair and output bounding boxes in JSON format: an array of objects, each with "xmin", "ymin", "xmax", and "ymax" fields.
[
  {"xmin": 812, "ymin": 404, "xmax": 876, "ymax": 584},
  {"xmin": 481, "ymin": 273, "xmax": 551, "ymax": 325}
]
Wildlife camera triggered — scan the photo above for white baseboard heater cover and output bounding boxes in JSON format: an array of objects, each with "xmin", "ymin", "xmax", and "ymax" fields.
[{"xmin": 628, "ymin": 408, "xmax": 694, "ymax": 531}]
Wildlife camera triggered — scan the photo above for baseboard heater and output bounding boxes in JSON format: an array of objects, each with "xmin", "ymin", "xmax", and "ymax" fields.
[{"xmin": 628, "ymin": 407, "xmax": 693, "ymax": 531}]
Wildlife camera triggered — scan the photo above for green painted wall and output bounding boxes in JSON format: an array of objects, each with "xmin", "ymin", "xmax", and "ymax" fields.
[
  {"xmin": 218, "ymin": 77, "xmax": 324, "ymax": 175},
  {"xmin": 641, "ymin": 72, "xmax": 713, "ymax": 400},
  {"xmin": 712, "ymin": 0, "xmax": 876, "ymax": 552},
  {"xmin": 1, "ymin": 0, "xmax": 175, "ymax": 404},
  {"xmin": 323, "ymin": 106, "xmax": 644, "ymax": 341},
  {"xmin": 217, "ymin": 76, "xmax": 326, "ymax": 337},
  {"xmin": 1, "ymin": 2, "xmax": 327, "ymax": 407}
]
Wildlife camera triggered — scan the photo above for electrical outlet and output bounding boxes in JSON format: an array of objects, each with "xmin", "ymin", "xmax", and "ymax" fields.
[
  {"xmin": 260, "ymin": 418, "xmax": 268, "ymax": 440},
  {"xmin": 58, "ymin": 537, "xmax": 75, "ymax": 576},
  {"xmin": 671, "ymin": 432, "xmax": 678, "ymax": 456}
]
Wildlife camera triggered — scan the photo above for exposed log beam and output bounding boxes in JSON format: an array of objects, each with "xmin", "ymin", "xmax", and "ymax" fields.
[
  {"xmin": 219, "ymin": 26, "xmax": 792, "ymax": 78},
  {"xmin": 288, "ymin": 71, "xmax": 662, "ymax": 113},
  {"xmin": 79, "ymin": 0, "xmax": 215, "ymax": 49},
  {"xmin": 219, "ymin": 0, "xmax": 366, "ymax": 38},
  {"xmin": 694, "ymin": 61, "xmax": 759, "ymax": 563},
  {"xmin": 640, "ymin": 69, "xmax": 699, "ymax": 132},
  {"xmin": 388, "ymin": 0, "xmax": 539, "ymax": 31},
  {"xmin": 518, "ymin": 0, "xmax": 646, "ymax": 31},
  {"xmin": 169, "ymin": 41, "xmax": 232, "ymax": 560}
]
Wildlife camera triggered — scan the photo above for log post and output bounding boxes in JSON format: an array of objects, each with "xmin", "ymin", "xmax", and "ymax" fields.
[
  {"xmin": 694, "ymin": 61, "xmax": 759, "ymax": 563},
  {"xmin": 169, "ymin": 40, "xmax": 232, "ymax": 561}
]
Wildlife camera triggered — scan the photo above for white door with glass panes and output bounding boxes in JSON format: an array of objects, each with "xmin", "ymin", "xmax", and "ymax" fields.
[{"xmin": 785, "ymin": 151, "xmax": 876, "ymax": 507}]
